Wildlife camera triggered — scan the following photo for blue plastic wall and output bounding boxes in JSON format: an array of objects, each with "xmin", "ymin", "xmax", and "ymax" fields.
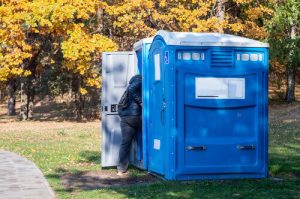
[
  {"xmin": 134, "ymin": 42, "xmax": 152, "ymax": 170},
  {"xmin": 147, "ymin": 36, "xmax": 268, "ymax": 180}
]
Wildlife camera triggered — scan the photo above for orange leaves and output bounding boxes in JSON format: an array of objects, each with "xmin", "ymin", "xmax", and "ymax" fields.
[
  {"xmin": 61, "ymin": 24, "xmax": 117, "ymax": 92},
  {"xmin": 79, "ymin": 87, "xmax": 88, "ymax": 95},
  {"xmin": 228, "ymin": 23, "xmax": 244, "ymax": 33},
  {"xmin": 233, "ymin": 0, "xmax": 253, "ymax": 4},
  {"xmin": 62, "ymin": 24, "xmax": 117, "ymax": 63},
  {"xmin": 86, "ymin": 77, "xmax": 101, "ymax": 88},
  {"xmin": 246, "ymin": 5, "xmax": 274, "ymax": 21},
  {"xmin": 0, "ymin": 47, "xmax": 32, "ymax": 64},
  {"xmin": 1, "ymin": 0, "xmax": 276, "ymax": 93},
  {"xmin": 105, "ymin": 0, "xmax": 273, "ymax": 37},
  {"xmin": 106, "ymin": 0, "xmax": 154, "ymax": 38},
  {"xmin": 0, "ymin": 67, "xmax": 10, "ymax": 82},
  {"xmin": 0, "ymin": 0, "xmax": 117, "ymax": 94},
  {"xmin": 23, "ymin": 70, "xmax": 32, "ymax": 77},
  {"xmin": 270, "ymin": 59, "xmax": 286, "ymax": 74},
  {"xmin": 0, "ymin": 1, "xmax": 32, "ymax": 81},
  {"xmin": 243, "ymin": 21, "xmax": 269, "ymax": 39}
]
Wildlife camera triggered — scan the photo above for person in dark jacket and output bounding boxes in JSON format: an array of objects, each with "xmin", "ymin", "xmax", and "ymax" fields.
[{"xmin": 117, "ymin": 75, "xmax": 142, "ymax": 175}]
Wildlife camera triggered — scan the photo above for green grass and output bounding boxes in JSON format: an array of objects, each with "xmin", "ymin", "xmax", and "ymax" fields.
[{"xmin": 1, "ymin": 104, "xmax": 300, "ymax": 199}]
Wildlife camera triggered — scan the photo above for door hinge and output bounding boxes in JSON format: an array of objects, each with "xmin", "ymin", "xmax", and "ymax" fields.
[{"xmin": 186, "ymin": 145, "xmax": 207, "ymax": 151}]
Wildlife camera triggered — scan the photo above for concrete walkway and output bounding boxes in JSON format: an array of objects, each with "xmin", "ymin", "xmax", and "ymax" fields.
[{"xmin": 0, "ymin": 150, "xmax": 55, "ymax": 199}]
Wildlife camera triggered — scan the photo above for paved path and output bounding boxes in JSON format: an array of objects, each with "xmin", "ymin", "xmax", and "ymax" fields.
[{"xmin": 0, "ymin": 150, "xmax": 55, "ymax": 199}]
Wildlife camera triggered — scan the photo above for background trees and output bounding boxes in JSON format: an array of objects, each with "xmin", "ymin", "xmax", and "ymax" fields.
[
  {"xmin": 103, "ymin": 0, "xmax": 273, "ymax": 48},
  {"xmin": 268, "ymin": 0, "xmax": 300, "ymax": 103},
  {"xmin": 0, "ymin": 0, "xmax": 299, "ymax": 120},
  {"xmin": 0, "ymin": 0, "xmax": 117, "ymax": 120}
]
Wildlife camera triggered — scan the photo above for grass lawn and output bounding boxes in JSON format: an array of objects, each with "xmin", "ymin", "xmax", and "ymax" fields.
[{"xmin": 0, "ymin": 102, "xmax": 300, "ymax": 198}]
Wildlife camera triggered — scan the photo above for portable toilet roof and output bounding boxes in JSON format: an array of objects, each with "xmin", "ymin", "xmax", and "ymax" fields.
[
  {"xmin": 133, "ymin": 37, "xmax": 154, "ymax": 51},
  {"xmin": 155, "ymin": 30, "xmax": 269, "ymax": 47}
]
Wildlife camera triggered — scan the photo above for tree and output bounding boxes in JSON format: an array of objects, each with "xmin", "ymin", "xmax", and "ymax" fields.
[
  {"xmin": 103, "ymin": 0, "xmax": 274, "ymax": 50},
  {"xmin": 268, "ymin": 0, "xmax": 300, "ymax": 103},
  {"xmin": 0, "ymin": 0, "xmax": 33, "ymax": 116},
  {"xmin": 0, "ymin": 0, "xmax": 118, "ymax": 119},
  {"xmin": 61, "ymin": 24, "xmax": 117, "ymax": 119}
]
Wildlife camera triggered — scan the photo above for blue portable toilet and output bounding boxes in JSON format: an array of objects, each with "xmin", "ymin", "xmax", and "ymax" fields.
[{"xmin": 146, "ymin": 31, "xmax": 269, "ymax": 180}]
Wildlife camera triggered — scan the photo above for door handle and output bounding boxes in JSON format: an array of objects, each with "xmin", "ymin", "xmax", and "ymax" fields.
[
  {"xmin": 160, "ymin": 109, "xmax": 164, "ymax": 125},
  {"xmin": 237, "ymin": 145, "xmax": 255, "ymax": 150},
  {"xmin": 160, "ymin": 96, "xmax": 166, "ymax": 125},
  {"xmin": 186, "ymin": 146, "xmax": 207, "ymax": 151}
]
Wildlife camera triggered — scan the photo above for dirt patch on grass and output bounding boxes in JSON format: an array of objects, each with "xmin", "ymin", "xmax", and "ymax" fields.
[
  {"xmin": 0, "ymin": 95, "xmax": 100, "ymax": 123},
  {"xmin": 61, "ymin": 170, "xmax": 158, "ymax": 190}
]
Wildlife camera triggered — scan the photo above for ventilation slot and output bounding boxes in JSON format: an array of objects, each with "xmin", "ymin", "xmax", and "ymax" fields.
[{"xmin": 211, "ymin": 51, "xmax": 233, "ymax": 67}]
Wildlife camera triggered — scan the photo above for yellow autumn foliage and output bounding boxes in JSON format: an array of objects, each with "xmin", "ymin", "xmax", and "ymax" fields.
[
  {"xmin": 61, "ymin": 24, "xmax": 117, "ymax": 90},
  {"xmin": 79, "ymin": 87, "xmax": 88, "ymax": 95},
  {"xmin": 1, "ymin": 0, "xmax": 276, "ymax": 91},
  {"xmin": 246, "ymin": 5, "xmax": 274, "ymax": 21},
  {"xmin": 105, "ymin": 0, "xmax": 274, "ymax": 42},
  {"xmin": 0, "ymin": 0, "xmax": 117, "ymax": 93}
]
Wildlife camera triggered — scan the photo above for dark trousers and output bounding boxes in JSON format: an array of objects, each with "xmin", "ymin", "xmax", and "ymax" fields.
[{"xmin": 117, "ymin": 115, "xmax": 142, "ymax": 172}]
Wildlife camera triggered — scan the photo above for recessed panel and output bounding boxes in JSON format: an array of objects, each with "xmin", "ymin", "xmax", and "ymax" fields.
[{"xmin": 195, "ymin": 78, "xmax": 245, "ymax": 99}]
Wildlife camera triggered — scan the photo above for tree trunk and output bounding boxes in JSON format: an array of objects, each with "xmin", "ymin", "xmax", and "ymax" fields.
[
  {"xmin": 20, "ymin": 76, "xmax": 28, "ymax": 120},
  {"xmin": 285, "ymin": 66, "xmax": 296, "ymax": 103},
  {"xmin": 285, "ymin": 24, "xmax": 297, "ymax": 103},
  {"xmin": 7, "ymin": 79, "xmax": 16, "ymax": 116},
  {"xmin": 216, "ymin": 0, "xmax": 225, "ymax": 20},
  {"xmin": 74, "ymin": 91, "xmax": 84, "ymax": 121},
  {"xmin": 72, "ymin": 74, "xmax": 84, "ymax": 120},
  {"xmin": 20, "ymin": 76, "xmax": 36, "ymax": 120},
  {"xmin": 96, "ymin": 8, "xmax": 104, "ymax": 34},
  {"xmin": 216, "ymin": 0, "xmax": 225, "ymax": 32},
  {"xmin": 27, "ymin": 76, "xmax": 35, "ymax": 119}
]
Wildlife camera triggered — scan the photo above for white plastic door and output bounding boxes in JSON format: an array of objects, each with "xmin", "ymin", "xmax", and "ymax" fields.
[{"xmin": 101, "ymin": 52, "xmax": 137, "ymax": 167}]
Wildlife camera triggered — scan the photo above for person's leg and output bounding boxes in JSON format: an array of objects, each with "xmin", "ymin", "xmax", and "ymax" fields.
[
  {"xmin": 117, "ymin": 117, "xmax": 136, "ymax": 173},
  {"xmin": 136, "ymin": 116, "xmax": 142, "ymax": 132},
  {"xmin": 129, "ymin": 116, "xmax": 142, "ymax": 132}
]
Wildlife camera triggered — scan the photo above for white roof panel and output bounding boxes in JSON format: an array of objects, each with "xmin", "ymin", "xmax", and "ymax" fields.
[
  {"xmin": 156, "ymin": 30, "xmax": 269, "ymax": 48},
  {"xmin": 133, "ymin": 37, "xmax": 154, "ymax": 51}
]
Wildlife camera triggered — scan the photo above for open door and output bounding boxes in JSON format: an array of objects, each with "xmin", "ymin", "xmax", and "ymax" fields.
[
  {"xmin": 148, "ymin": 46, "xmax": 166, "ymax": 175},
  {"xmin": 101, "ymin": 52, "xmax": 137, "ymax": 167}
]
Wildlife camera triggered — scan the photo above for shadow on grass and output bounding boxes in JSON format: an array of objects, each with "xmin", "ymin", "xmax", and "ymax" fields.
[
  {"xmin": 269, "ymin": 151, "xmax": 300, "ymax": 177},
  {"xmin": 42, "ymin": 103, "xmax": 300, "ymax": 198},
  {"xmin": 45, "ymin": 144, "xmax": 300, "ymax": 199},
  {"xmin": 0, "ymin": 99, "xmax": 100, "ymax": 123},
  {"xmin": 49, "ymin": 170, "xmax": 300, "ymax": 199},
  {"xmin": 32, "ymin": 101, "xmax": 89, "ymax": 122}
]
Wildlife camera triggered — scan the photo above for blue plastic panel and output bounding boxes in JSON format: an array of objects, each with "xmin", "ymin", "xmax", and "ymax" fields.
[
  {"xmin": 136, "ymin": 49, "xmax": 143, "ymax": 161},
  {"xmin": 148, "ymin": 41, "xmax": 166, "ymax": 175},
  {"xmin": 172, "ymin": 46, "xmax": 268, "ymax": 179},
  {"xmin": 184, "ymin": 105, "xmax": 259, "ymax": 173}
]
